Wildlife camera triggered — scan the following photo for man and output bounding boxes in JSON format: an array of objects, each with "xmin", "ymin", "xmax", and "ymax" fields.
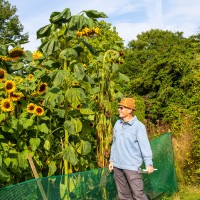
[{"xmin": 109, "ymin": 97, "xmax": 154, "ymax": 200}]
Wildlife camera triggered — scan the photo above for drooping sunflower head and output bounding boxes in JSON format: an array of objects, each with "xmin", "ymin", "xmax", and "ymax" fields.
[
  {"xmin": 37, "ymin": 83, "xmax": 47, "ymax": 94},
  {"xmin": 0, "ymin": 69, "xmax": 7, "ymax": 82},
  {"xmin": 9, "ymin": 47, "xmax": 25, "ymax": 58},
  {"xmin": 33, "ymin": 50, "xmax": 43, "ymax": 60},
  {"xmin": 76, "ymin": 27, "xmax": 100, "ymax": 37},
  {"xmin": 35, "ymin": 106, "xmax": 44, "ymax": 116},
  {"xmin": 27, "ymin": 103, "xmax": 36, "ymax": 113},
  {"xmin": 76, "ymin": 31, "xmax": 83, "ymax": 37},
  {"xmin": 9, "ymin": 92, "xmax": 23, "ymax": 101},
  {"xmin": 1, "ymin": 98, "xmax": 14, "ymax": 112},
  {"xmin": 28, "ymin": 74, "xmax": 34, "ymax": 81},
  {"xmin": 5, "ymin": 80, "xmax": 16, "ymax": 93},
  {"xmin": 0, "ymin": 56, "xmax": 12, "ymax": 62}
]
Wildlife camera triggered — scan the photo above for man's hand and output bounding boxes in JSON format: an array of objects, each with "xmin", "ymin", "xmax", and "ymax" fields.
[
  {"xmin": 109, "ymin": 162, "xmax": 114, "ymax": 172},
  {"xmin": 146, "ymin": 166, "xmax": 154, "ymax": 174}
]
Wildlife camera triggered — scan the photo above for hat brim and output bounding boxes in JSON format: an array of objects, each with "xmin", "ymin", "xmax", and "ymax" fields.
[{"xmin": 118, "ymin": 103, "xmax": 135, "ymax": 110}]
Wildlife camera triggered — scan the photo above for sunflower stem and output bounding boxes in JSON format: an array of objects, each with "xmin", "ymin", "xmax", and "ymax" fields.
[
  {"xmin": 36, "ymin": 116, "xmax": 39, "ymax": 138},
  {"xmin": 63, "ymin": 58, "xmax": 69, "ymax": 181}
]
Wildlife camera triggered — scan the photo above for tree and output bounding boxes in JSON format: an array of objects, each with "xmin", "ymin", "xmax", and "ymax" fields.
[
  {"xmin": 121, "ymin": 29, "xmax": 198, "ymax": 121},
  {"xmin": 0, "ymin": 0, "xmax": 28, "ymax": 46}
]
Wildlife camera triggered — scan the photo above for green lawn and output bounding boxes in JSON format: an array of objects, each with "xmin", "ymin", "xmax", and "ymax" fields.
[{"xmin": 164, "ymin": 184, "xmax": 200, "ymax": 200}]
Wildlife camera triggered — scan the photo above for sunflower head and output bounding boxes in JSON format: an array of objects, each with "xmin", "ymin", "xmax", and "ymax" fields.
[
  {"xmin": 5, "ymin": 80, "xmax": 16, "ymax": 93},
  {"xmin": 28, "ymin": 74, "xmax": 34, "ymax": 81},
  {"xmin": 27, "ymin": 103, "xmax": 36, "ymax": 113},
  {"xmin": 9, "ymin": 47, "xmax": 25, "ymax": 58},
  {"xmin": 31, "ymin": 92, "xmax": 37, "ymax": 97},
  {"xmin": 1, "ymin": 98, "xmax": 14, "ymax": 112},
  {"xmin": 0, "ymin": 56, "xmax": 12, "ymax": 62},
  {"xmin": 37, "ymin": 83, "xmax": 47, "ymax": 94},
  {"xmin": 35, "ymin": 106, "xmax": 44, "ymax": 116},
  {"xmin": 72, "ymin": 82, "xmax": 79, "ymax": 87},
  {"xmin": 9, "ymin": 92, "xmax": 23, "ymax": 101},
  {"xmin": 33, "ymin": 51, "xmax": 43, "ymax": 60},
  {"xmin": 77, "ymin": 27, "xmax": 100, "ymax": 37},
  {"xmin": 13, "ymin": 76, "xmax": 24, "ymax": 84},
  {"xmin": 0, "ymin": 69, "xmax": 7, "ymax": 82},
  {"xmin": 76, "ymin": 31, "xmax": 83, "ymax": 37}
]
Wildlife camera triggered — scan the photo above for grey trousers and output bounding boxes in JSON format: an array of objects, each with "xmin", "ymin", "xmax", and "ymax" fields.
[{"xmin": 113, "ymin": 167, "xmax": 148, "ymax": 200}]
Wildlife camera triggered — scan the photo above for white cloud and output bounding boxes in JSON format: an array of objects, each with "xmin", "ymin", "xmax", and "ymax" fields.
[
  {"xmin": 8, "ymin": 0, "xmax": 200, "ymax": 51},
  {"xmin": 142, "ymin": 0, "xmax": 163, "ymax": 26},
  {"xmin": 63, "ymin": 0, "xmax": 142, "ymax": 16},
  {"xmin": 114, "ymin": 22, "xmax": 153, "ymax": 46}
]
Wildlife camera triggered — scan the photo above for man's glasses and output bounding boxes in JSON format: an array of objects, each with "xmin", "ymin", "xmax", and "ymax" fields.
[{"xmin": 118, "ymin": 106, "xmax": 132, "ymax": 110}]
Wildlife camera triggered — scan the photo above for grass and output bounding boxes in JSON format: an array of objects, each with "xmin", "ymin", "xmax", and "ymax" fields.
[{"xmin": 163, "ymin": 184, "xmax": 200, "ymax": 200}]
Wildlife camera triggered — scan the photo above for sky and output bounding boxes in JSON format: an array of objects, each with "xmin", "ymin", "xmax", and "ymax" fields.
[{"xmin": 8, "ymin": 0, "xmax": 200, "ymax": 51}]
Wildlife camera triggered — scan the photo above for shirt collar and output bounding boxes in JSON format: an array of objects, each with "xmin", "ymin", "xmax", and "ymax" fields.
[{"xmin": 120, "ymin": 115, "xmax": 137, "ymax": 125}]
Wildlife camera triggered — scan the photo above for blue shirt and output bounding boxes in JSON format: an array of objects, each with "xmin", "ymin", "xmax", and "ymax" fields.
[{"xmin": 109, "ymin": 116, "xmax": 153, "ymax": 171}]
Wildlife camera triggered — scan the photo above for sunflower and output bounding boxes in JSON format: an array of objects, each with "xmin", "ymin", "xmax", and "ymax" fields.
[
  {"xmin": 28, "ymin": 74, "xmax": 34, "ymax": 81},
  {"xmin": 13, "ymin": 76, "xmax": 24, "ymax": 84},
  {"xmin": 0, "ymin": 69, "xmax": 6, "ymax": 82},
  {"xmin": 72, "ymin": 82, "xmax": 79, "ymax": 87},
  {"xmin": 76, "ymin": 31, "xmax": 83, "ymax": 37},
  {"xmin": 31, "ymin": 92, "xmax": 37, "ymax": 97},
  {"xmin": 27, "ymin": 103, "xmax": 36, "ymax": 113},
  {"xmin": 1, "ymin": 98, "xmax": 14, "ymax": 112},
  {"xmin": 9, "ymin": 47, "xmax": 25, "ymax": 58},
  {"xmin": 0, "ymin": 56, "xmax": 11, "ymax": 62},
  {"xmin": 33, "ymin": 51, "xmax": 43, "ymax": 60},
  {"xmin": 77, "ymin": 27, "xmax": 100, "ymax": 37},
  {"xmin": 35, "ymin": 106, "xmax": 44, "ymax": 116},
  {"xmin": 93, "ymin": 27, "xmax": 100, "ymax": 34},
  {"xmin": 9, "ymin": 92, "xmax": 23, "ymax": 101},
  {"xmin": 5, "ymin": 80, "xmax": 16, "ymax": 93},
  {"xmin": 37, "ymin": 83, "xmax": 47, "ymax": 94}
]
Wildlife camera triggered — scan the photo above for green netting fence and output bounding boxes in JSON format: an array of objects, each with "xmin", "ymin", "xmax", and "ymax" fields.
[{"xmin": 0, "ymin": 132, "xmax": 178, "ymax": 200}]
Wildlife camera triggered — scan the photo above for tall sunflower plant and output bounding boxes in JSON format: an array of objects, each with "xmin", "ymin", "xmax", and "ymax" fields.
[
  {"xmin": 0, "ymin": 46, "xmax": 53, "ymax": 184},
  {"xmin": 0, "ymin": 8, "xmax": 128, "ymax": 188}
]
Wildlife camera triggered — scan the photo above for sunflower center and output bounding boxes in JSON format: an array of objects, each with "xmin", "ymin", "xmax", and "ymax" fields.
[
  {"xmin": 39, "ymin": 85, "xmax": 46, "ymax": 92},
  {"xmin": 30, "ymin": 106, "xmax": 35, "ymax": 110},
  {"xmin": 7, "ymin": 83, "xmax": 13, "ymax": 89},
  {"xmin": 36, "ymin": 108, "xmax": 42, "ymax": 113},
  {"xmin": 4, "ymin": 102, "xmax": 11, "ymax": 108},
  {"xmin": 0, "ymin": 72, "xmax": 5, "ymax": 78}
]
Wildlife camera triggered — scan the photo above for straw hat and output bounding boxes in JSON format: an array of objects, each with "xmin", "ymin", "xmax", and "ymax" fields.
[{"xmin": 118, "ymin": 98, "xmax": 135, "ymax": 110}]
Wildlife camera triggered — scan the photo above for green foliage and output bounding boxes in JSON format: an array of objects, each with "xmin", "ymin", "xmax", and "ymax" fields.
[
  {"xmin": 0, "ymin": 0, "xmax": 28, "ymax": 45},
  {"xmin": 0, "ymin": 7, "xmax": 126, "ymax": 187}
]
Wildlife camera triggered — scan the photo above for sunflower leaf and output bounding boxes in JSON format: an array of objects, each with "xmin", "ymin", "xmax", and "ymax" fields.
[
  {"xmin": 19, "ymin": 118, "xmax": 34, "ymax": 129},
  {"xmin": 49, "ymin": 70, "xmax": 69, "ymax": 87},
  {"xmin": 65, "ymin": 88, "xmax": 86, "ymax": 108},
  {"xmin": 76, "ymin": 140, "xmax": 91, "ymax": 155},
  {"xmin": 0, "ymin": 166, "xmax": 10, "ymax": 182},
  {"xmin": 0, "ymin": 114, "xmax": 6, "ymax": 123},
  {"xmin": 74, "ymin": 63, "xmax": 85, "ymax": 80},
  {"xmin": 29, "ymin": 138, "xmax": 41, "ymax": 151},
  {"xmin": 62, "ymin": 145, "xmax": 78, "ymax": 165},
  {"xmin": 48, "ymin": 161, "xmax": 57, "ymax": 176},
  {"xmin": 11, "ymin": 62, "xmax": 24, "ymax": 71},
  {"xmin": 83, "ymin": 10, "xmax": 108, "ymax": 19},
  {"xmin": 37, "ymin": 24, "xmax": 52, "ymax": 39},
  {"xmin": 80, "ymin": 108, "xmax": 95, "ymax": 115},
  {"xmin": 38, "ymin": 123, "xmax": 49, "ymax": 134}
]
